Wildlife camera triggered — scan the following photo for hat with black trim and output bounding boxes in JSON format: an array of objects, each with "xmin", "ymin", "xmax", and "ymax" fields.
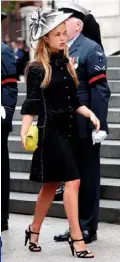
[{"xmin": 58, "ymin": 1, "xmax": 89, "ymax": 22}]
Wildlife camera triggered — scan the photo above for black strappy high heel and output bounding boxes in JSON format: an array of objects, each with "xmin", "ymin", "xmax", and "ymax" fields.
[
  {"xmin": 24, "ymin": 225, "xmax": 41, "ymax": 252},
  {"xmin": 68, "ymin": 237, "xmax": 94, "ymax": 258}
]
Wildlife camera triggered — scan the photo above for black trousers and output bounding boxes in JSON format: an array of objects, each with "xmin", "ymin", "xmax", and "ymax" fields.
[
  {"xmin": 1, "ymin": 124, "xmax": 10, "ymax": 224},
  {"xmin": 78, "ymin": 138, "xmax": 101, "ymax": 231}
]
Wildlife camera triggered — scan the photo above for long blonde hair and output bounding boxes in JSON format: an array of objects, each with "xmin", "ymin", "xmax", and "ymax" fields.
[{"xmin": 29, "ymin": 37, "xmax": 79, "ymax": 88}]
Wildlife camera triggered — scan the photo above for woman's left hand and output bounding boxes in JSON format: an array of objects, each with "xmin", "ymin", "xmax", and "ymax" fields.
[
  {"xmin": 90, "ymin": 113, "xmax": 100, "ymax": 132},
  {"xmin": 20, "ymin": 132, "xmax": 26, "ymax": 149}
]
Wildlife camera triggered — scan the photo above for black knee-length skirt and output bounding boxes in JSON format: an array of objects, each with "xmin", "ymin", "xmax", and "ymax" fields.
[{"xmin": 30, "ymin": 113, "xmax": 81, "ymax": 183}]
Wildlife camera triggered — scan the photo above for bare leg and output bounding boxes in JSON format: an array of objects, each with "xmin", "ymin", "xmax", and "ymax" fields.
[
  {"xmin": 63, "ymin": 179, "xmax": 82, "ymax": 239},
  {"xmin": 63, "ymin": 179, "xmax": 94, "ymax": 256},
  {"xmin": 29, "ymin": 182, "xmax": 60, "ymax": 244}
]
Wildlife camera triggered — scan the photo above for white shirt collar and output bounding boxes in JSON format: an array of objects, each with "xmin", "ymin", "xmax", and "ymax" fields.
[{"xmin": 67, "ymin": 33, "xmax": 80, "ymax": 49}]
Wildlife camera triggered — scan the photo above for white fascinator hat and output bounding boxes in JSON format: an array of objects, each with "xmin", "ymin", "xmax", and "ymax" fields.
[{"xmin": 28, "ymin": 9, "xmax": 73, "ymax": 46}]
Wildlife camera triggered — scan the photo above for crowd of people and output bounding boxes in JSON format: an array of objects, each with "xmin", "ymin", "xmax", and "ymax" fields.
[
  {"xmin": 3, "ymin": 36, "xmax": 30, "ymax": 80},
  {"xmin": 1, "ymin": 1, "xmax": 111, "ymax": 259}
]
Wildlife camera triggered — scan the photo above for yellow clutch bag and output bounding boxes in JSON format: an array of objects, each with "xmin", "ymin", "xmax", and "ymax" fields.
[{"xmin": 24, "ymin": 125, "xmax": 38, "ymax": 152}]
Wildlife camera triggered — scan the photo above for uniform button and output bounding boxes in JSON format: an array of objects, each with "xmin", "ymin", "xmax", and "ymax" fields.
[
  {"xmin": 61, "ymin": 67, "xmax": 63, "ymax": 70},
  {"xmin": 69, "ymin": 125, "xmax": 72, "ymax": 128},
  {"xmin": 68, "ymin": 96, "xmax": 70, "ymax": 99},
  {"xmin": 70, "ymin": 115, "xmax": 73, "ymax": 118},
  {"xmin": 66, "ymin": 86, "xmax": 68, "ymax": 89},
  {"xmin": 69, "ymin": 106, "xmax": 72, "ymax": 109},
  {"xmin": 64, "ymin": 76, "xmax": 67, "ymax": 79},
  {"xmin": 68, "ymin": 134, "xmax": 71, "ymax": 138}
]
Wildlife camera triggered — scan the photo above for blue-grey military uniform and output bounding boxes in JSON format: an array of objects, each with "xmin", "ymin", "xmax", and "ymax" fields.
[
  {"xmin": 1, "ymin": 42, "xmax": 18, "ymax": 130},
  {"xmin": 1, "ymin": 42, "xmax": 18, "ymax": 228},
  {"xmin": 69, "ymin": 33, "xmax": 111, "ymax": 231}
]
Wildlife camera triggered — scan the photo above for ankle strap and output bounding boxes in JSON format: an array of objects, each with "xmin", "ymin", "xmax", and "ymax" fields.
[
  {"xmin": 29, "ymin": 225, "xmax": 39, "ymax": 235},
  {"xmin": 30, "ymin": 231, "xmax": 39, "ymax": 235},
  {"xmin": 70, "ymin": 237, "xmax": 84, "ymax": 243}
]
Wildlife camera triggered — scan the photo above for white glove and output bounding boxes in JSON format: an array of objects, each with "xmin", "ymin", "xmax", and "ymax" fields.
[
  {"xmin": 1, "ymin": 106, "xmax": 6, "ymax": 119},
  {"xmin": 92, "ymin": 130, "xmax": 107, "ymax": 145}
]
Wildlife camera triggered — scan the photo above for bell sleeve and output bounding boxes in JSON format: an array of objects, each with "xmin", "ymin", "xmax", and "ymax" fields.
[{"xmin": 21, "ymin": 66, "xmax": 44, "ymax": 116}]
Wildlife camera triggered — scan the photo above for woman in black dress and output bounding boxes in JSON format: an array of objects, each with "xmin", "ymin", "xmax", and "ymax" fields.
[{"xmin": 21, "ymin": 10, "xmax": 100, "ymax": 258}]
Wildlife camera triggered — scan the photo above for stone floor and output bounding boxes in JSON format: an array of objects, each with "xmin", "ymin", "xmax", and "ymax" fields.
[{"xmin": 1, "ymin": 214, "xmax": 120, "ymax": 262}]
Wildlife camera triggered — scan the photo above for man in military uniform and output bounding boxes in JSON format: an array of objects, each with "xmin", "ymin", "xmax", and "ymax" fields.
[
  {"xmin": 1, "ymin": 12, "xmax": 18, "ymax": 231},
  {"xmin": 54, "ymin": 2, "xmax": 110, "ymax": 244}
]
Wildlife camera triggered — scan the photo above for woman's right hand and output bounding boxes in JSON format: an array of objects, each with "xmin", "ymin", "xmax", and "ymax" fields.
[{"xmin": 90, "ymin": 113, "xmax": 100, "ymax": 132}]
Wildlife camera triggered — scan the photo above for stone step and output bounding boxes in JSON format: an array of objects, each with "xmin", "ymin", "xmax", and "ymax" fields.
[
  {"xmin": 100, "ymin": 158, "xmax": 120, "ymax": 179},
  {"xmin": 13, "ymin": 107, "xmax": 120, "ymax": 123},
  {"xmin": 16, "ymin": 93, "xmax": 120, "ymax": 108},
  {"xmin": 109, "ymin": 94, "xmax": 120, "ymax": 108},
  {"xmin": 9, "ymin": 153, "xmax": 120, "ymax": 179},
  {"xmin": 108, "ymin": 81, "xmax": 120, "ymax": 93},
  {"xmin": 100, "ymin": 177, "xmax": 120, "ymax": 201},
  {"xmin": 17, "ymin": 93, "xmax": 26, "ymax": 106},
  {"xmin": 9, "ymin": 192, "xmax": 120, "ymax": 224},
  {"xmin": 107, "ymin": 68, "xmax": 120, "ymax": 80},
  {"xmin": 10, "ymin": 172, "xmax": 120, "ymax": 201},
  {"xmin": 8, "ymin": 136, "xmax": 120, "ymax": 159},
  {"xmin": 107, "ymin": 124, "xmax": 120, "ymax": 140},
  {"xmin": 18, "ymin": 82, "xmax": 26, "ymax": 93},
  {"xmin": 100, "ymin": 140, "xmax": 120, "ymax": 158},
  {"xmin": 107, "ymin": 108, "xmax": 120, "ymax": 123},
  {"xmin": 107, "ymin": 56, "xmax": 120, "ymax": 68}
]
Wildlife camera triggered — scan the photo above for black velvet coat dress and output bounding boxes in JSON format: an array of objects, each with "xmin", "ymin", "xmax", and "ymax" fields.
[{"xmin": 21, "ymin": 52, "xmax": 82, "ymax": 183}]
